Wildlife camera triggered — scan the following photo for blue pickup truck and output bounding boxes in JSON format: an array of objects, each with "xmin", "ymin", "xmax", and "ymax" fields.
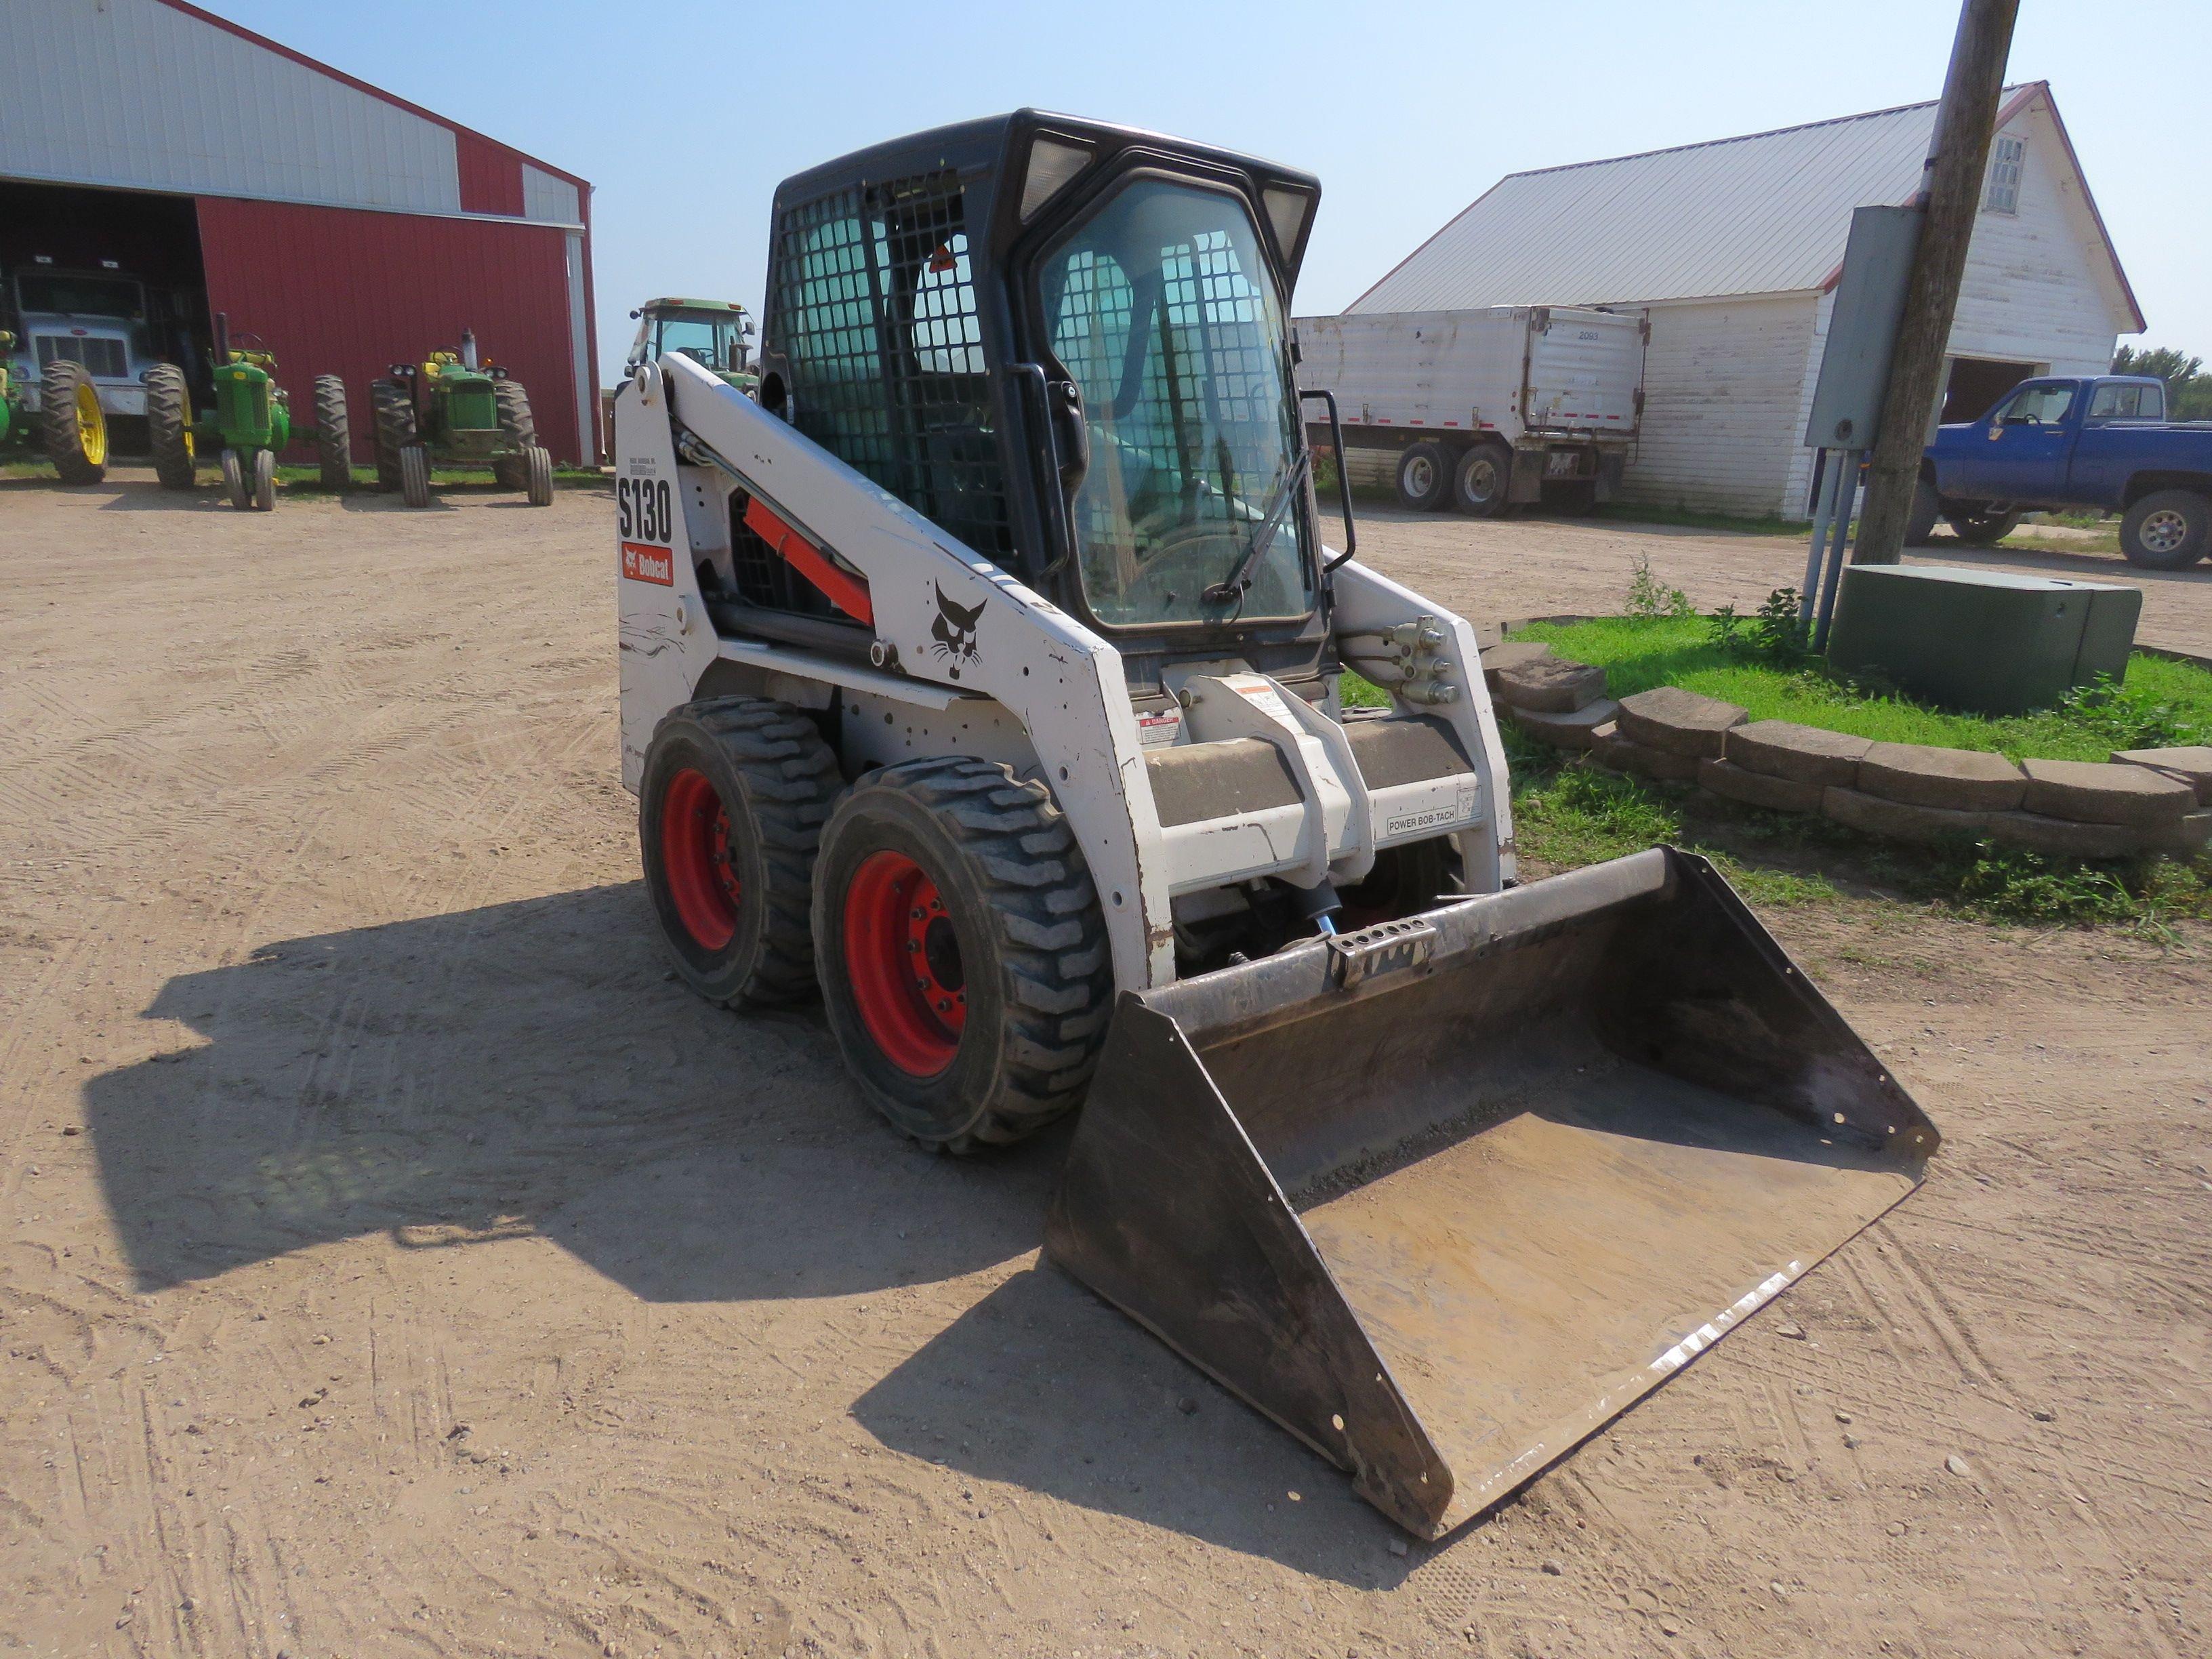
[{"xmin": 1913, "ymin": 374, "xmax": 2211, "ymax": 569}]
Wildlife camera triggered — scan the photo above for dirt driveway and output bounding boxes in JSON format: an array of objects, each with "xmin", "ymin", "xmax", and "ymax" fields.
[
  {"xmin": 3, "ymin": 472, "xmax": 2207, "ymax": 1658},
  {"xmin": 1344, "ymin": 505, "xmax": 2212, "ymax": 659}
]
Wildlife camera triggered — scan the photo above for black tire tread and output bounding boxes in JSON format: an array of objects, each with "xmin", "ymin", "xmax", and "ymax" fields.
[
  {"xmin": 832, "ymin": 758, "xmax": 1113, "ymax": 1150},
  {"xmin": 493, "ymin": 380, "xmax": 536, "ymax": 489},
  {"xmin": 313, "ymin": 375, "xmax": 351, "ymax": 491},
  {"xmin": 146, "ymin": 363, "xmax": 195, "ymax": 489},
  {"xmin": 41, "ymin": 359, "xmax": 104, "ymax": 485},
  {"xmin": 670, "ymin": 697, "xmax": 842, "ymax": 1005},
  {"xmin": 371, "ymin": 378, "xmax": 415, "ymax": 492}
]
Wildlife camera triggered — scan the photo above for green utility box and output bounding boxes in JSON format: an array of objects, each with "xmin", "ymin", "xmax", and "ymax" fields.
[{"xmin": 1826, "ymin": 565, "xmax": 2142, "ymax": 715}]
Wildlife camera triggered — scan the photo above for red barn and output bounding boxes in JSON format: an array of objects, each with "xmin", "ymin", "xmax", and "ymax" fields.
[{"xmin": 0, "ymin": 0, "xmax": 599, "ymax": 463}]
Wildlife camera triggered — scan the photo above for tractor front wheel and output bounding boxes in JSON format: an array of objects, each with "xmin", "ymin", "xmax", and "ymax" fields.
[
  {"xmin": 41, "ymin": 360, "xmax": 107, "ymax": 485},
  {"xmin": 524, "ymin": 444, "xmax": 553, "ymax": 507},
  {"xmin": 640, "ymin": 697, "xmax": 841, "ymax": 1005},
  {"xmin": 398, "ymin": 445, "xmax": 431, "ymax": 509},
  {"xmin": 370, "ymin": 378, "xmax": 417, "ymax": 493},
  {"xmin": 252, "ymin": 447, "xmax": 276, "ymax": 512},
  {"xmin": 220, "ymin": 447, "xmax": 248, "ymax": 510},
  {"xmin": 814, "ymin": 758, "xmax": 1112, "ymax": 1152},
  {"xmin": 145, "ymin": 363, "xmax": 197, "ymax": 491},
  {"xmin": 313, "ymin": 376, "xmax": 351, "ymax": 491}
]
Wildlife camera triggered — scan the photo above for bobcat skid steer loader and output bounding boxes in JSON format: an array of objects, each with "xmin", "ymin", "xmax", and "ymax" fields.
[{"xmin": 614, "ymin": 112, "xmax": 1938, "ymax": 1538}]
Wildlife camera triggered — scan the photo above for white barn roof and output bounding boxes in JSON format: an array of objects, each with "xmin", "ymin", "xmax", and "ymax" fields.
[{"xmin": 1349, "ymin": 83, "xmax": 2140, "ymax": 329}]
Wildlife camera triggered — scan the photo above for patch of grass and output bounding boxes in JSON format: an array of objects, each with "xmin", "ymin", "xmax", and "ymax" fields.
[
  {"xmin": 1512, "ymin": 613, "xmax": 2212, "ymax": 760},
  {"xmin": 1589, "ymin": 501, "xmax": 1809, "ymax": 538},
  {"xmin": 1340, "ymin": 669, "xmax": 1392, "ymax": 710}
]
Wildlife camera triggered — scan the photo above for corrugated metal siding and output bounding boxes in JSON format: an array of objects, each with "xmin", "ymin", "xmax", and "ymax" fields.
[
  {"xmin": 523, "ymin": 165, "xmax": 582, "ymax": 226},
  {"xmin": 456, "ymin": 131, "xmax": 525, "ymax": 218},
  {"xmin": 196, "ymin": 197, "xmax": 590, "ymax": 464},
  {"xmin": 0, "ymin": 0, "xmax": 461, "ymax": 212},
  {"xmin": 1351, "ymin": 96, "xmax": 2015, "ymax": 314},
  {"xmin": 1615, "ymin": 295, "xmax": 1819, "ymax": 518}
]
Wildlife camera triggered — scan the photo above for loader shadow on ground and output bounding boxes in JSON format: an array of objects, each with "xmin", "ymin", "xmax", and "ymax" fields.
[
  {"xmin": 852, "ymin": 1265, "xmax": 1421, "ymax": 1588},
  {"xmin": 83, "ymin": 882, "xmax": 1042, "ymax": 1300}
]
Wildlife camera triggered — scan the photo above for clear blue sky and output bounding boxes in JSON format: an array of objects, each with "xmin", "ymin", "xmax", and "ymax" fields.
[{"xmin": 207, "ymin": 0, "xmax": 2209, "ymax": 380}]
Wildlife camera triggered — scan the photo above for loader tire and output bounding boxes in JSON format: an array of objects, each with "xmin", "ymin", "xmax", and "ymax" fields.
[
  {"xmin": 371, "ymin": 377, "xmax": 417, "ymax": 493},
  {"xmin": 42, "ymin": 359, "xmax": 108, "ymax": 485},
  {"xmin": 641, "ymin": 697, "xmax": 842, "ymax": 1007},
  {"xmin": 146, "ymin": 363, "xmax": 197, "ymax": 490},
  {"xmin": 493, "ymin": 380, "xmax": 537, "ymax": 490},
  {"xmin": 313, "ymin": 375, "xmax": 351, "ymax": 490},
  {"xmin": 1338, "ymin": 836, "xmax": 1459, "ymax": 930},
  {"xmin": 813, "ymin": 758, "xmax": 1113, "ymax": 1153}
]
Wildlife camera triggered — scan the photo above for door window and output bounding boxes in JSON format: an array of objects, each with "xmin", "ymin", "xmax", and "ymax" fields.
[{"xmin": 1994, "ymin": 384, "xmax": 2074, "ymax": 428}]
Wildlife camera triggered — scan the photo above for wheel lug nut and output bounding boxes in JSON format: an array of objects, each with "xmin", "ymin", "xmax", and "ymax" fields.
[{"xmin": 906, "ymin": 939, "xmax": 919, "ymax": 951}]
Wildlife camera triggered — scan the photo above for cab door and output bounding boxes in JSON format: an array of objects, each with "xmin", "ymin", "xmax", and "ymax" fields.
[{"xmin": 1950, "ymin": 380, "xmax": 2078, "ymax": 504}]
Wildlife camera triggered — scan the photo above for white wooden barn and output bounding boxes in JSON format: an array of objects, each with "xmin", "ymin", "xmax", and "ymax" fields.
[{"xmin": 1343, "ymin": 83, "xmax": 2143, "ymax": 519}]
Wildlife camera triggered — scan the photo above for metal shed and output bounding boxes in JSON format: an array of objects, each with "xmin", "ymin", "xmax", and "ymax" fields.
[
  {"xmin": 1343, "ymin": 84, "xmax": 2142, "ymax": 519},
  {"xmin": 0, "ymin": 0, "xmax": 598, "ymax": 464}
]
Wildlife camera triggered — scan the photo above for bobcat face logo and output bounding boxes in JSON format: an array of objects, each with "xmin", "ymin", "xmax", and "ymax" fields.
[{"xmin": 930, "ymin": 583, "xmax": 984, "ymax": 670}]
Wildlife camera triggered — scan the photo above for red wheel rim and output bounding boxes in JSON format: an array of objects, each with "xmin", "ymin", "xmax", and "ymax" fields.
[
  {"xmin": 844, "ymin": 850, "xmax": 966, "ymax": 1078},
  {"xmin": 661, "ymin": 768, "xmax": 741, "ymax": 950}
]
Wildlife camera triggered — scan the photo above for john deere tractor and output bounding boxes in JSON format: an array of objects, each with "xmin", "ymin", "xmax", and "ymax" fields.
[
  {"xmin": 144, "ymin": 316, "xmax": 350, "ymax": 511},
  {"xmin": 370, "ymin": 329, "xmax": 552, "ymax": 508},
  {"xmin": 623, "ymin": 297, "xmax": 755, "ymax": 391}
]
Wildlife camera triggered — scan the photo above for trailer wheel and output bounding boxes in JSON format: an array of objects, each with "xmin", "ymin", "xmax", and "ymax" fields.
[
  {"xmin": 1395, "ymin": 442, "xmax": 1450, "ymax": 511},
  {"xmin": 220, "ymin": 447, "xmax": 248, "ymax": 510},
  {"xmin": 313, "ymin": 375, "xmax": 351, "ymax": 491},
  {"xmin": 398, "ymin": 444, "xmax": 431, "ymax": 509},
  {"xmin": 41, "ymin": 359, "xmax": 107, "ymax": 485},
  {"xmin": 1944, "ymin": 506, "xmax": 2019, "ymax": 546},
  {"xmin": 1449, "ymin": 443, "xmax": 1509, "ymax": 516},
  {"xmin": 145, "ymin": 363, "xmax": 197, "ymax": 490},
  {"xmin": 1904, "ymin": 478, "xmax": 1942, "ymax": 546},
  {"xmin": 2120, "ymin": 489, "xmax": 2209, "ymax": 569},
  {"xmin": 252, "ymin": 446, "xmax": 276, "ymax": 512},
  {"xmin": 524, "ymin": 444, "xmax": 554, "ymax": 507},
  {"xmin": 493, "ymin": 380, "xmax": 537, "ymax": 490},
  {"xmin": 815, "ymin": 758, "xmax": 1112, "ymax": 1152},
  {"xmin": 641, "ymin": 697, "xmax": 842, "ymax": 1006},
  {"xmin": 370, "ymin": 378, "xmax": 416, "ymax": 492}
]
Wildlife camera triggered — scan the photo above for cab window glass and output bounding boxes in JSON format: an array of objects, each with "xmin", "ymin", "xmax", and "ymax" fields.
[
  {"xmin": 2087, "ymin": 382, "xmax": 2163, "ymax": 423},
  {"xmin": 1997, "ymin": 384, "xmax": 2074, "ymax": 426}
]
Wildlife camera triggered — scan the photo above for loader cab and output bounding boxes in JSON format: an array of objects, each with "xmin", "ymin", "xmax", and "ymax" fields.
[{"xmin": 752, "ymin": 111, "xmax": 1327, "ymax": 689}]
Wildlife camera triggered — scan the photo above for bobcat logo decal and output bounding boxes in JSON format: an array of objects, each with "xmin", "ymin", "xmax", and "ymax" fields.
[{"xmin": 930, "ymin": 583, "xmax": 985, "ymax": 670}]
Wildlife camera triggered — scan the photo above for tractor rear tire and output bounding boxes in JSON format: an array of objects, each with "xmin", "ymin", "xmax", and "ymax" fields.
[
  {"xmin": 252, "ymin": 446, "xmax": 276, "ymax": 512},
  {"xmin": 493, "ymin": 380, "xmax": 537, "ymax": 490},
  {"xmin": 41, "ymin": 359, "xmax": 107, "ymax": 485},
  {"xmin": 313, "ymin": 375, "xmax": 351, "ymax": 491},
  {"xmin": 813, "ymin": 757, "xmax": 1113, "ymax": 1153},
  {"xmin": 145, "ymin": 363, "xmax": 197, "ymax": 490},
  {"xmin": 640, "ymin": 697, "xmax": 842, "ymax": 1006},
  {"xmin": 398, "ymin": 444, "xmax": 431, "ymax": 509},
  {"xmin": 524, "ymin": 444, "xmax": 554, "ymax": 507},
  {"xmin": 220, "ymin": 447, "xmax": 248, "ymax": 510},
  {"xmin": 1395, "ymin": 441, "xmax": 1450, "ymax": 511},
  {"xmin": 371, "ymin": 377, "xmax": 417, "ymax": 493}
]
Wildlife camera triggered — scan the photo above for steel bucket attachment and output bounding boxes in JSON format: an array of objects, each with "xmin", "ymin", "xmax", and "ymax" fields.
[{"xmin": 1044, "ymin": 848, "xmax": 1937, "ymax": 1538}]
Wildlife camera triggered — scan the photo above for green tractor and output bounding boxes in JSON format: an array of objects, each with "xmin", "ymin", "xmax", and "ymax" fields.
[
  {"xmin": 145, "ymin": 316, "xmax": 350, "ymax": 511},
  {"xmin": 0, "ymin": 330, "xmax": 22, "ymax": 453},
  {"xmin": 370, "ymin": 329, "xmax": 552, "ymax": 509},
  {"xmin": 623, "ymin": 296, "xmax": 756, "ymax": 391}
]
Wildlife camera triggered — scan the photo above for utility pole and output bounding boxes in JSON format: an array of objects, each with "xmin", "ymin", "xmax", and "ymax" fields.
[{"xmin": 1852, "ymin": 0, "xmax": 2021, "ymax": 565}]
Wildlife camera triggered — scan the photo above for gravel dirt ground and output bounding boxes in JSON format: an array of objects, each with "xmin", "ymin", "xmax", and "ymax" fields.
[
  {"xmin": 1343, "ymin": 504, "xmax": 2212, "ymax": 659},
  {"xmin": 3, "ymin": 471, "xmax": 2208, "ymax": 1659}
]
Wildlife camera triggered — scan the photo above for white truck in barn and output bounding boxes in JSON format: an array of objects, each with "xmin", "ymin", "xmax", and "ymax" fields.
[{"xmin": 1294, "ymin": 306, "xmax": 1646, "ymax": 515}]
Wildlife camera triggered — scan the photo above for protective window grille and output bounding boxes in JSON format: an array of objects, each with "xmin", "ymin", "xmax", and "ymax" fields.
[
  {"xmin": 769, "ymin": 172, "xmax": 1012, "ymax": 564},
  {"xmin": 1983, "ymin": 134, "xmax": 2024, "ymax": 215},
  {"xmin": 35, "ymin": 335, "xmax": 126, "ymax": 378}
]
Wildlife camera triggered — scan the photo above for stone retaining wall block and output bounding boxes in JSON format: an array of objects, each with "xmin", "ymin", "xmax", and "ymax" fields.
[
  {"xmin": 1698, "ymin": 759, "xmax": 1827, "ymax": 814},
  {"xmin": 1615, "ymin": 687, "xmax": 1748, "ymax": 758},
  {"xmin": 1856, "ymin": 743, "xmax": 2026, "ymax": 812},
  {"xmin": 1723, "ymin": 720, "xmax": 1872, "ymax": 787},
  {"xmin": 2020, "ymin": 758, "xmax": 2195, "ymax": 828},
  {"xmin": 1822, "ymin": 786, "xmax": 1992, "ymax": 845}
]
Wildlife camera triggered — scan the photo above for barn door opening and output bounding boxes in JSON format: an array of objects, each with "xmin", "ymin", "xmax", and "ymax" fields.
[{"xmin": 1942, "ymin": 356, "xmax": 2040, "ymax": 424}]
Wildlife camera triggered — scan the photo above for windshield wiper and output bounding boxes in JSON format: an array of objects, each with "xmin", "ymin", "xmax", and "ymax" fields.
[{"xmin": 1203, "ymin": 450, "xmax": 1307, "ymax": 606}]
